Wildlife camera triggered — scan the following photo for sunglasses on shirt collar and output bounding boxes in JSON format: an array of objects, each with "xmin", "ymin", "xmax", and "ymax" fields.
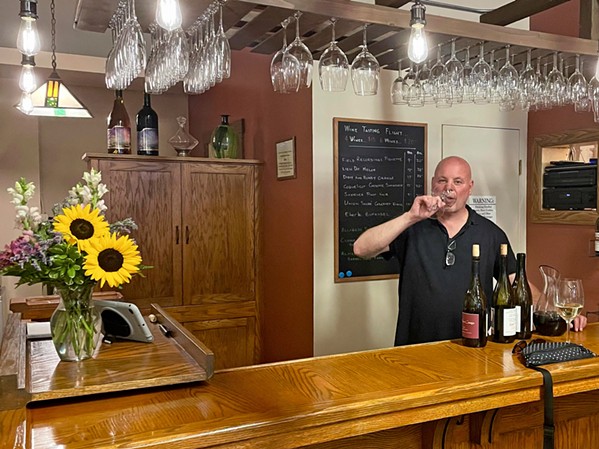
[{"xmin": 445, "ymin": 239, "xmax": 456, "ymax": 267}]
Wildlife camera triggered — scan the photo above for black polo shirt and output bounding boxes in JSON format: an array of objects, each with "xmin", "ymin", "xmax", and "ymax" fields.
[{"xmin": 386, "ymin": 206, "xmax": 517, "ymax": 345}]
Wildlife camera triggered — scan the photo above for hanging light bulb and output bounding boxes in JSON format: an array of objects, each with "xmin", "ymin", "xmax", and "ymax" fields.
[
  {"xmin": 17, "ymin": 0, "xmax": 41, "ymax": 56},
  {"xmin": 19, "ymin": 55, "xmax": 37, "ymax": 94},
  {"xmin": 408, "ymin": 0, "xmax": 428, "ymax": 64},
  {"xmin": 17, "ymin": 92, "xmax": 34, "ymax": 115},
  {"xmin": 156, "ymin": 0, "xmax": 182, "ymax": 31}
]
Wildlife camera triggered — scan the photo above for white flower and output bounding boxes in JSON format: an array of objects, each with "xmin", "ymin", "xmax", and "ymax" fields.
[
  {"xmin": 96, "ymin": 199, "xmax": 107, "ymax": 212},
  {"xmin": 15, "ymin": 205, "xmax": 29, "ymax": 218},
  {"xmin": 97, "ymin": 183, "xmax": 108, "ymax": 198}
]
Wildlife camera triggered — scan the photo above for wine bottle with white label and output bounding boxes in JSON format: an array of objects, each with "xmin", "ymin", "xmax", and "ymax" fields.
[
  {"xmin": 462, "ymin": 244, "xmax": 488, "ymax": 348},
  {"xmin": 512, "ymin": 253, "xmax": 532, "ymax": 339},
  {"xmin": 107, "ymin": 90, "xmax": 131, "ymax": 154},
  {"xmin": 492, "ymin": 243, "xmax": 517, "ymax": 344}
]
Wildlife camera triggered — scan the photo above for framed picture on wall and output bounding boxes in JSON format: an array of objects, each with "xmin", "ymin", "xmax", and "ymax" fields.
[{"xmin": 276, "ymin": 137, "xmax": 296, "ymax": 180}]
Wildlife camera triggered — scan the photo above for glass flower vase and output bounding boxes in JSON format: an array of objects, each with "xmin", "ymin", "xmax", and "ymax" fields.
[{"xmin": 50, "ymin": 284, "xmax": 103, "ymax": 362}]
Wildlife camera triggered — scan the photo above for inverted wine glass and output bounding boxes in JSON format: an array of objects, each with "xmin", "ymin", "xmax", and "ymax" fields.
[
  {"xmin": 430, "ymin": 44, "xmax": 451, "ymax": 108},
  {"xmin": 569, "ymin": 54, "xmax": 588, "ymax": 107},
  {"xmin": 271, "ymin": 19, "xmax": 301, "ymax": 94},
  {"xmin": 391, "ymin": 59, "xmax": 406, "ymax": 105},
  {"xmin": 546, "ymin": 52, "xmax": 567, "ymax": 107},
  {"xmin": 471, "ymin": 42, "xmax": 492, "ymax": 105},
  {"xmin": 318, "ymin": 18, "xmax": 349, "ymax": 92},
  {"xmin": 287, "ymin": 11, "xmax": 313, "ymax": 89},
  {"xmin": 445, "ymin": 39, "xmax": 464, "ymax": 103},
  {"xmin": 497, "ymin": 45, "xmax": 519, "ymax": 111},
  {"xmin": 519, "ymin": 49, "xmax": 538, "ymax": 110},
  {"xmin": 351, "ymin": 24, "xmax": 380, "ymax": 96}
]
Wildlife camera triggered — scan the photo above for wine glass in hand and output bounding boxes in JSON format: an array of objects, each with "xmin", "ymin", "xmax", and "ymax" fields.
[{"xmin": 556, "ymin": 278, "xmax": 584, "ymax": 343}]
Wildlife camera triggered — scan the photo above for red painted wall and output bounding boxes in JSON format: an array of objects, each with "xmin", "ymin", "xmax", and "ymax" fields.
[
  {"xmin": 528, "ymin": 0, "xmax": 599, "ymax": 315},
  {"xmin": 188, "ymin": 50, "xmax": 314, "ymax": 362}
]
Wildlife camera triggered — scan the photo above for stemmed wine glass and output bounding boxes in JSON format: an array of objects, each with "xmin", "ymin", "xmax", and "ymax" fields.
[
  {"xmin": 519, "ymin": 49, "xmax": 538, "ymax": 110},
  {"xmin": 569, "ymin": 54, "xmax": 588, "ymax": 109},
  {"xmin": 497, "ymin": 45, "xmax": 519, "ymax": 111},
  {"xmin": 556, "ymin": 278, "xmax": 584, "ymax": 343},
  {"xmin": 319, "ymin": 18, "xmax": 349, "ymax": 92},
  {"xmin": 391, "ymin": 59, "xmax": 406, "ymax": 105},
  {"xmin": 430, "ymin": 43, "xmax": 451, "ymax": 108},
  {"xmin": 271, "ymin": 19, "xmax": 301, "ymax": 93},
  {"xmin": 546, "ymin": 52, "xmax": 567, "ymax": 107},
  {"xmin": 471, "ymin": 42, "xmax": 492, "ymax": 105},
  {"xmin": 462, "ymin": 46, "xmax": 474, "ymax": 103},
  {"xmin": 351, "ymin": 24, "xmax": 380, "ymax": 96},
  {"xmin": 287, "ymin": 11, "xmax": 313, "ymax": 89},
  {"xmin": 445, "ymin": 39, "xmax": 464, "ymax": 103}
]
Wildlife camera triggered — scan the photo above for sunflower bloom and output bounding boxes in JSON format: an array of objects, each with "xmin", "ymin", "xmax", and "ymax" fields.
[
  {"xmin": 54, "ymin": 204, "xmax": 109, "ymax": 248},
  {"xmin": 83, "ymin": 233, "xmax": 142, "ymax": 288}
]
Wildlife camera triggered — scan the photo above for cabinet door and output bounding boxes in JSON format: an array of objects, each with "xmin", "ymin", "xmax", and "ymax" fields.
[
  {"xmin": 181, "ymin": 162, "xmax": 260, "ymax": 367},
  {"xmin": 181, "ymin": 163, "xmax": 257, "ymax": 304},
  {"xmin": 95, "ymin": 159, "xmax": 183, "ymax": 309}
]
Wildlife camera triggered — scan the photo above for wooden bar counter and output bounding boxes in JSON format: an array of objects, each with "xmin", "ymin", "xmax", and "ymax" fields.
[{"xmin": 2, "ymin": 316, "xmax": 599, "ymax": 448}]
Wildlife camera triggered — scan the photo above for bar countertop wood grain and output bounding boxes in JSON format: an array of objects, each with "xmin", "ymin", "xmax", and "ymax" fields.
[{"xmin": 2, "ymin": 319, "xmax": 599, "ymax": 449}]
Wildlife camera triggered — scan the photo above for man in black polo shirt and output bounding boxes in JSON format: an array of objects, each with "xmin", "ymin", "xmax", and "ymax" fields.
[{"xmin": 353, "ymin": 156, "xmax": 585, "ymax": 345}]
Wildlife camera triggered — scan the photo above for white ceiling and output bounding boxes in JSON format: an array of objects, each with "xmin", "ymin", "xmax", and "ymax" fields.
[{"xmin": 0, "ymin": 0, "xmax": 113, "ymax": 58}]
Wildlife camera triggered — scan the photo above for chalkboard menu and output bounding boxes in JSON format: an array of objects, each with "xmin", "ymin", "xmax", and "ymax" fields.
[{"xmin": 334, "ymin": 118, "xmax": 427, "ymax": 283}]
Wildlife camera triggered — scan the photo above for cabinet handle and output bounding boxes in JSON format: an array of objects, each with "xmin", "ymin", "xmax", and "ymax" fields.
[
  {"xmin": 185, "ymin": 225, "xmax": 190, "ymax": 244},
  {"xmin": 175, "ymin": 225, "xmax": 180, "ymax": 245}
]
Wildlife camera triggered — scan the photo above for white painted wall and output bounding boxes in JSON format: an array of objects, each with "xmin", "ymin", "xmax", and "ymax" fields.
[{"xmin": 312, "ymin": 69, "xmax": 528, "ymax": 356}]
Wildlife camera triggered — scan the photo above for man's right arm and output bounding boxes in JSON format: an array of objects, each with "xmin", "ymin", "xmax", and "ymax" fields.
[{"xmin": 353, "ymin": 195, "xmax": 443, "ymax": 259}]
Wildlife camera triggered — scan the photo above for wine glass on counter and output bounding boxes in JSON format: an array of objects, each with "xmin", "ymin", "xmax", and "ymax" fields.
[{"xmin": 555, "ymin": 278, "xmax": 584, "ymax": 343}]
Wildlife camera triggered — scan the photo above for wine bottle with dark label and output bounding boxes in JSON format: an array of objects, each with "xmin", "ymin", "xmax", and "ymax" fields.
[
  {"xmin": 136, "ymin": 92, "xmax": 159, "ymax": 156},
  {"xmin": 492, "ymin": 243, "xmax": 517, "ymax": 343},
  {"xmin": 462, "ymin": 244, "xmax": 488, "ymax": 348},
  {"xmin": 107, "ymin": 90, "xmax": 131, "ymax": 154},
  {"xmin": 512, "ymin": 253, "xmax": 532, "ymax": 339}
]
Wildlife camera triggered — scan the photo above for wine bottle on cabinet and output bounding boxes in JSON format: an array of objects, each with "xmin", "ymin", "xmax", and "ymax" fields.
[
  {"xmin": 512, "ymin": 253, "xmax": 533, "ymax": 339},
  {"xmin": 107, "ymin": 90, "xmax": 131, "ymax": 154},
  {"xmin": 462, "ymin": 244, "xmax": 488, "ymax": 348},
  {"xmin": 595, "ymin": 216, "xmax": 599, "ymax": 256},
  {"xmin": 492, "ymin": 243, "xmax": 517, "ymax": 343},
  {"xmin": 136, "ymin": 92, "xmax": 159, "ymax": 156}
]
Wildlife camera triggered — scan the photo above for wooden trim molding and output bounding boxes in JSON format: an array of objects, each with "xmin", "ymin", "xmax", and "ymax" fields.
[{"xmin": 530, "ymin": 128, "xmax": 599, "ymax": 225}]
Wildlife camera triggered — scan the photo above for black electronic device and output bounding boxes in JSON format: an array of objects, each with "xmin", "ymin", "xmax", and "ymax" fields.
[
  {"xmin": 542, "ymin": 186, "xmax": 597, "ymax": 210},
  {"xmin": 543, "ymin": 164, "xmax": 597, "ymax": 188},
  {"xmin": 94, "ymin": 299, "xmax": 154, "ymax": 343}
]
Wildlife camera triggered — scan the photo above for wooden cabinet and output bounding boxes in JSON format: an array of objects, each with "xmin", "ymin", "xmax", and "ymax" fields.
[{"xmin": 85, "ymin": 154, "xmax": 262, "ymax": 369}]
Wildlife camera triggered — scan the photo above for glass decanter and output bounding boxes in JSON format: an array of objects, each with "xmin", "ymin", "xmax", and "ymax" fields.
[{"xmin": 168, "ymin": 116, "xmax": 198, "ymax": 157}]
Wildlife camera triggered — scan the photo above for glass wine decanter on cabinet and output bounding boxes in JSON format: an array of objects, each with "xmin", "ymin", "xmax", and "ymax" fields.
[{"xmin": 168, "ymin": 116, "xmax": 198, "ymax": 157}]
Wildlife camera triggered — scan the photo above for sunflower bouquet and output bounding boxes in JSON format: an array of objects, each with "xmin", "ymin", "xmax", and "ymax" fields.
[{"xmin": 0, "ymin": 169, "xmax": 144, "ymax": 361}]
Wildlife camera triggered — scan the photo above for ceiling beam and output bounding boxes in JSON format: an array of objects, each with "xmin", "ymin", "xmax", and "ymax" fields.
[
  {"xmin": 480, "ymin": 0, "xmax": 572, "ymax": 26},
  {"xmin": 374, "ymin": 0, "xmax": 412, "ymax": 7},
  {"xmin": 233, "ymin": 0, "xmax": 598, "ymax": 56}
]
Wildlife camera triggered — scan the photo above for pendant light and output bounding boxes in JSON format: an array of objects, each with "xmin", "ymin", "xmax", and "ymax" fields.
[
  {"xmin": 16, "ymin": 0, "xmax": 92, "ymax": 118},
  {"xmin": 407, "ymin": 0, "xmax": 428, "ymax": 64},
  {"xmin": 156, "ymin": 0, "xmax": 182, "ymax": 31},
  {"xmin": 17, "ymin": 0, "xmax": 41, "ymax": 56}
]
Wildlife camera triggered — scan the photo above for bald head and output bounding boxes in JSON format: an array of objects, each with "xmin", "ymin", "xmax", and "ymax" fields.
[
  {"xmin": 431, "ymin": 156, "xmax": 474, "ymax": 215},
  {"xmin": 434, "ymin": 156, "xmax": 472, "ymax": 181}
]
